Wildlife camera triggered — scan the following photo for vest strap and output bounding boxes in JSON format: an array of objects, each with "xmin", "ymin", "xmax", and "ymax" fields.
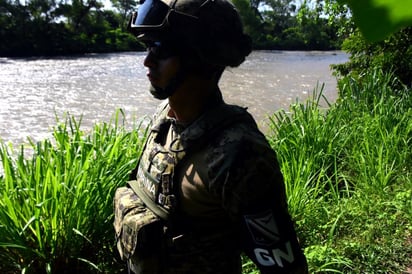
[{"xmin": 128, "ymin": 180, "xmax": 170, "ymax": 221}]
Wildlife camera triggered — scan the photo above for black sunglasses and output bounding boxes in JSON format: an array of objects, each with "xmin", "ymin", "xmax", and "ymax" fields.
[{"xmin": 145, "ymin": 41, "xmax": 179, "ymax": 60}]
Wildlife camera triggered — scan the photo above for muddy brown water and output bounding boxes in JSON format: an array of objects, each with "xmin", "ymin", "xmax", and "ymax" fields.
[{"xmin": 0, "ymin": 50, "xmax": 348, "ymax": 145}]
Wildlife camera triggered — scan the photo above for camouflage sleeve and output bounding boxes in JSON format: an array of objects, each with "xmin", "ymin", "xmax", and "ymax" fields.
[{"xmin": 215, "ymin": 135, "xmax": 308, "ymax": 273}]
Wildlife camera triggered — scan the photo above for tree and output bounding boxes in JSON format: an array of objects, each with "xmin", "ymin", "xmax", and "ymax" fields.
[
  {"xmin": 337, "ymin": 0, "xmax": 412, "ymax": 42},
  {"xmin": 292, "ymin": 0, "xmax": 344, "ymax": 49},
  {"xmin": 333, "ymin": 27, "xmax": 412, "ymax": 88},
  {"xmin": 233, "ymin": 0, "xmax": 344, "ymax": 50},
  {"xmin": 232, "ymin": 0, "xmax": 266, "ymax": 47},
  {"xmin": 111, "ymin": 0, "xmax": 137, "ymax": 30},
  {"xmin": 0, "ymin": 0, "xmax": 141, "ymax": 56},
  {"xmin": 324, "ymin": 0, "xmax": 412, "ymax": 87}
]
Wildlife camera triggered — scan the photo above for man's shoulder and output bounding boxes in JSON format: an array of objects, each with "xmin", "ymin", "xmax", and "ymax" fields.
[
  {"xmin": 203, "ymin": 106, "xmax": 275, "ymax": 172},
  {"xmin": 212, "ymin": 105, "xmax": 269, "ymax": 149}
]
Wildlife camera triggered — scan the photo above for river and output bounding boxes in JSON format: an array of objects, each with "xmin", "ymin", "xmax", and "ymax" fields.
[{"xmin": 0, "ymin": 51, "xmax": 348, "ymax": 145}]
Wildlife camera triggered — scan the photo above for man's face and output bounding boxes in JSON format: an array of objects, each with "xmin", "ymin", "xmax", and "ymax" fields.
[{"xmin": 143, "ymin": 41, "xmax": 181, "ymax": 91}]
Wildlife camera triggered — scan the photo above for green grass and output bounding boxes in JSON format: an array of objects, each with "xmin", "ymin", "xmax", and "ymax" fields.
[
  {"xmin": 264, "ymin": 69, "xmax": 412, "ymax": 273},
  {"xmin": 0, "ymin": 110, "xmax": 148, "ymax": 273},
  {"xmin": 1, "ymin": 69, "xmax": 411, "ymax": 273}
]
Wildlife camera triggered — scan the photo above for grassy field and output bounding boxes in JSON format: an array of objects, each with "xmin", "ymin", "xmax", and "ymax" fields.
[{"xmin": 1, "ymin": 70, "xmax": 411, "ymax": 273}]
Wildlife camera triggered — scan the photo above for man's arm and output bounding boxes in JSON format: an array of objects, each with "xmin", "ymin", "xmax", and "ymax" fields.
[
  {"xmin": 221, "ymin": 138, "xmax": 308, "ymax": 273},
  {"xmin": 240, "ymin": 208, "xmax": 308, "ymax": 273}
]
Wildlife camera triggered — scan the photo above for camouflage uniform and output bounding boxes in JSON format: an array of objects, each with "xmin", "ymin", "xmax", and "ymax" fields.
[{"xmin": 114, "ymin": 90, "xmax": 307, "ymax": 273}]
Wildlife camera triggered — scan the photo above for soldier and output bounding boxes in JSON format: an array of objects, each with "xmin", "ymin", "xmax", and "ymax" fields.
[{"xmin": 113, "ymin": 0, "xmax": 308, "ymax": 273}]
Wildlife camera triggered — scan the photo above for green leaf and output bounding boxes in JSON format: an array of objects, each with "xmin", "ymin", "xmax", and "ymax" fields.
[{"xmin": 340, "ymin": 0, "xmax": 412, "ymax": 41}]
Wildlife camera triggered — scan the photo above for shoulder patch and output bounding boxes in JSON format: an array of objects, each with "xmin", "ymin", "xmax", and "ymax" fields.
[{"xmin": 244, "ymin": 210, "xmax": 280, "ymax": 245}]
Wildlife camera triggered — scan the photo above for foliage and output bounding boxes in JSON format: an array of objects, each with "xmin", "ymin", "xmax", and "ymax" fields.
[
  {"xmin": 337, "ymin": 0, "xmax": 412, "ymax": 42},
  {"xmin": 332, "ymin": 27, "xmax": 412, "ymax": 88},
  {"xmin": 233, "ymin": 0, "xmax": 346, "ymax": 50},
  {"xmin": 111, "ymin": 0, "xmax": 138, "ymax": 30},
  {"xmin": 1, "ymin": 69, "xmax": 411, "ymax": 273},
  {"xmin": 4, "ymin": 0, "xmax": 412, "ymax": 56},
  {"xmin": 0, "ymin": 0, "xmax": 346, "ymax": 57},
  {"xmin": 325, "ymin": 0, "xmax": 412, "ymax": 88},
  {"xmin": 0, "ymin": 110, "xmax": 147, "ymax": 273},
  {"xmin": 0, "ymin": 0, "xmax": 142, "ymax": 57},
  {"xmin": 260, "ymin": 69, "xmax": 412, "ymax": 273}
]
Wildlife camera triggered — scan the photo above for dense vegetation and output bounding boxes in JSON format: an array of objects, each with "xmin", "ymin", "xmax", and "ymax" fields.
[
  {"xmin": 333, "ymin": 27, "xmax": 412, "ymax": 88},
  {"xmin": 267, "ymin": 70, "xmax": 412, "ymax": 273},
  {"xmin": 0, "ymin": 1, "xmax": 143, "ymax": 57},
  {"xmin": 0, "ymin": 112, "xmax": 145, "ymax": 273},
  {"xmin": 0, "ymin": 0, "xmax": 345, "ymax": 57},
  {"xmin": 1, "ymin": 0, "xmax": 411, "ymax": 273},
  {"xmin": 1, "ymin": 68, "xmax": 411, "ymax": 273}
]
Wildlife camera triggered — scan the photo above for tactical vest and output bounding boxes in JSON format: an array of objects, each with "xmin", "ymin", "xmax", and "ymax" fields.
[
  {"xmin": 128, "ymin": 102, "xmax": 257, "ymax": 221},
  {"xmin": 128, "ymin": 117, "xmax": 185, "ymax": 220}
]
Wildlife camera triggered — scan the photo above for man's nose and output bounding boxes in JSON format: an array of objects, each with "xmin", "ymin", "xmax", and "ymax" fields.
[{"xmin": 143, "ymin": 51, "xmax": 157, "ymax": 68}]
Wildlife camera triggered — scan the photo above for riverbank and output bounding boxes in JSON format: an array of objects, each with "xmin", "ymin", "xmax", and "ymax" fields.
[{"xmin": 0, "ymin": 69, "xmax": 411, "ymax": 273}]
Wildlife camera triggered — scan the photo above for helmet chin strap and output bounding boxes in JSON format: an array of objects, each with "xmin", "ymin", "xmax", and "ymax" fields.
[{"xmin": 149, "ymin": 68, "xmax": 187, "ymax": 100}]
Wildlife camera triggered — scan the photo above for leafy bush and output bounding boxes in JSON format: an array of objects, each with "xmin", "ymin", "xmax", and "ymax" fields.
[{"xmin": 333, "ymin": 27, "xmax": 412, "ymax": 88}]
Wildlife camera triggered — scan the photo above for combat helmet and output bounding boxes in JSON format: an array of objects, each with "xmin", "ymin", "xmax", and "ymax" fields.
[{"xmin": 128, "ymin": 0, "xmax": 252, "ymax": 68}]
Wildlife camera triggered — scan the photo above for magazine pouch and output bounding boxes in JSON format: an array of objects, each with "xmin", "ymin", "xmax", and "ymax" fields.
[{"xmin": 113, "ymin": 186, "xmax": 163, "ymax": 261}]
